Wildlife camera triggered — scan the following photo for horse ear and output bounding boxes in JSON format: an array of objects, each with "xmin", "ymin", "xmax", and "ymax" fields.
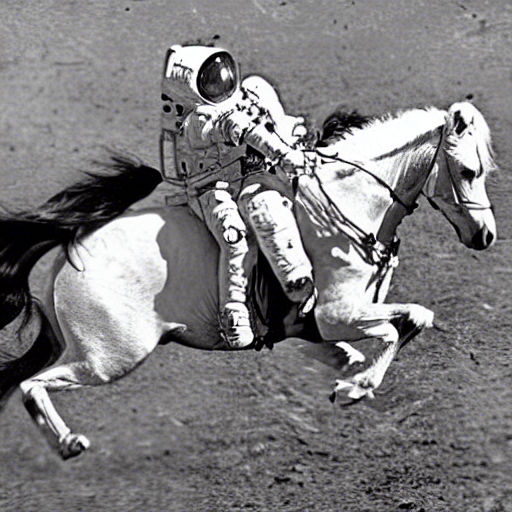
[
  {"xmin": 448, "ymin": 102, "xmax": 474, "ymax": 136},
  {"xmin": 453, "ymin": 110, "xmax": 468, "ymax": 135}
]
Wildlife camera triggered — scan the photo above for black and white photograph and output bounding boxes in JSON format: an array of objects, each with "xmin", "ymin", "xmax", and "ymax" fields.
[{"xmin": 0, "ymin": 1, "xmax": 511, "ymax": 510}]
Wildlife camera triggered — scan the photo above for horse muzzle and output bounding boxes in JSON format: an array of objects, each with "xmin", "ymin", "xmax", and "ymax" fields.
[
  {"xmin": 468, "ymin": 225, "xmax": 496, "ymax": 251},
  {"xmin": 438, "ymin": 199, "xmax": 496, "ymax": 251}
]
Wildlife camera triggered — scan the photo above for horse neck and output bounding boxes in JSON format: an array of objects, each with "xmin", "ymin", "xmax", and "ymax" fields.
[
  {"xmin": 374, "ymin": 125, "xmax": 443, "ymax": 243},
  {"xmin": 387, "ymin": 128, "xmax": 443, "ymax": 205},
  {"xmin": 313, "ymin": 108, "xmax": 446, "ymax": 244}
]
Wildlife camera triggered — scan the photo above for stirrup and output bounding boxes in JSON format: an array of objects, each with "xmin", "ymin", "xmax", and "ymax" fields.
[
  {"xmin": 220, "ymin": 303, "xmax": 254, "ymax": 349},
  {"xmin": 285, "ymin": 276, "xmax": 316, "ymax": 311},
  {"xmin": 298, "ymin": 285, "xmax": 318, "ymax": 318}
]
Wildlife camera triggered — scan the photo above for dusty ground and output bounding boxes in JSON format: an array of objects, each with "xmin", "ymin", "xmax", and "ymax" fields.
[{"xmin": 0, "ymin": 1, "xmax": 511, "ymax": 511}]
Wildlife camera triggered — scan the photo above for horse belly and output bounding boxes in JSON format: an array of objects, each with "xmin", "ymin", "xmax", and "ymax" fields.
[{"xmin": 154, "ymin": 207, "xmax": 223, "ymax": 348}]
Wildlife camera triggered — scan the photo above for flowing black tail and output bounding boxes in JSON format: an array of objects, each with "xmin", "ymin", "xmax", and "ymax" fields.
[{"xmin": 0, "ymin": 151, "xmax": 163, "ymax": 329}]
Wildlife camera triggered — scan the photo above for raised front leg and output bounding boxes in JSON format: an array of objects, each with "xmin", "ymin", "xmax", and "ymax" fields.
[{"xmin": 314, "ymin": 301, "xmax": 434, "ymax": 403}]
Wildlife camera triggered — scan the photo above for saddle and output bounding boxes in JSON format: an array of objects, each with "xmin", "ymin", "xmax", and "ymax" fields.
[
  {"xmin": 245, "ymin": 243, "xmax": 319, "ymax": 351},
  {"xmin": 246, "ymin": 247, "xmax": 288, "ymax": 348}
]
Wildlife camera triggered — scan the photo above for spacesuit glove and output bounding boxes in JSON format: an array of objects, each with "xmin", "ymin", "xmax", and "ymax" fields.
[
  {"xmin": 290, "ymin": 116, "xmax": 308, "ymax": 139},
  {"xmin": 280, "ymin": 149, "xmax": 318, "ymax": 178},
  {"xmin": 280, "ymin": 149, "xmax": 306, "ymax": 178}
]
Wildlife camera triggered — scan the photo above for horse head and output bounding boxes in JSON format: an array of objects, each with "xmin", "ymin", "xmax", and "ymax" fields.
[
  {"xmin": 424, "ymin": 102, "xmax": 497, "ymax": 250},
  {"xmin": 291, "ymin": 102, "xmax": 498, "ymax": 402}
]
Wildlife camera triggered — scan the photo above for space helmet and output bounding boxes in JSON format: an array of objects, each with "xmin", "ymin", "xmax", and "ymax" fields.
[{"xmin": 161, "ymin": 45, "xmax": 240, "ymax": 134}]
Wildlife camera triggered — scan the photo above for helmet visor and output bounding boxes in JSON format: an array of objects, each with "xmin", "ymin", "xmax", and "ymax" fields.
[{"xmin": 197, "ymin": 53, "xmax": 238, "ymax": 103}]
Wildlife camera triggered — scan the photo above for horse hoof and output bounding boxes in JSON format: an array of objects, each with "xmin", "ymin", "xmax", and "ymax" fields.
[
  {"xmin": 330, "ymin": 379, "xmax": 375, "ymax": 406},
  {"xmin": 59, "ymin": 433, "xmax": 90, "ymax": 460}
]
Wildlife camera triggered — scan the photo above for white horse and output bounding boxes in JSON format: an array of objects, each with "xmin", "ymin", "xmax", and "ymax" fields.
[{"xmin": 0, "ymin": 101, "xmax": 496, "ymax": 459}]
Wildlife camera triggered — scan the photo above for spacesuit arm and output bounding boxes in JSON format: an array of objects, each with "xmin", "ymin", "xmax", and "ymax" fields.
[
  {"xmin": 193, "ymin": 103, "xmax": 308, "ymax": 177},
  {"xmin": 218, "ymin": 110, "xmax": 308, "ymax": 176},
  {"xmin": 243, "ymin": 121, "xmax": 306, "ymax": 172}
]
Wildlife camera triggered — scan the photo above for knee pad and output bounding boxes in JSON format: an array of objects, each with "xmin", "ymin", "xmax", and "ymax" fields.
[{"xmin": 212, "ymin": 202, "xmax": 247, "ymax": 245}]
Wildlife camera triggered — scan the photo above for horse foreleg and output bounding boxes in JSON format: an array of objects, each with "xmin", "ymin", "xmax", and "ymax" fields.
[
  {"xmin": 315, "ymin": 301, "xmax": 434, "ymax": 403},
  {"xmin": 20, "ymin": 363, "xmax": 93, "ymax": 459}
]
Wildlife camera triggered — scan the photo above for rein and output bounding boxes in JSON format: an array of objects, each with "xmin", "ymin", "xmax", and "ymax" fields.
[
  {"xmin": 315, "ymin": 150, "xmax": 419, "ymax": 216},
  {"xmin": 308, "ymin": 127, "xmax": 443, "ymax": 268}
]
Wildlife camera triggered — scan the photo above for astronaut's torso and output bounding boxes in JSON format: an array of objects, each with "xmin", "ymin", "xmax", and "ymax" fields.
[
  {"xmin": 174, "ymin": 105, "xmax": 245, "ymax": 184},
  {"xmin": 164, "ymin": 76, "xmax": 307, "ymax": 192}
]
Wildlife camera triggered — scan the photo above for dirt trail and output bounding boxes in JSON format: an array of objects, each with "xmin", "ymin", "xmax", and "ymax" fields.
[{"xmin": 0, "ymin": 1, "xmax": 511, "ymax": 511}]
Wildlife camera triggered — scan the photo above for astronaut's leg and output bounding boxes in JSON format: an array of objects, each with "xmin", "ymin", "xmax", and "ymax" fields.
[
  {"xmin": 238, "ymin": 183, "xmax": 317, "ymax": 317},
  {"xmin": 200, "ymin": 183, "xmax": 254, "ymax": 348}
]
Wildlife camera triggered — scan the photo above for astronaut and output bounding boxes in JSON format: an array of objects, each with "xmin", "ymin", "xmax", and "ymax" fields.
[{"xmin": 160, "ymin": 44, "xmax": 316, "ymax": 348}]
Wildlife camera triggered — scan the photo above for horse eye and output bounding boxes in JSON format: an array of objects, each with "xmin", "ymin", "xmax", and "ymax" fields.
[{"xmin": 460, "ymin": 169, "xmax": 476, "ymax": 180}]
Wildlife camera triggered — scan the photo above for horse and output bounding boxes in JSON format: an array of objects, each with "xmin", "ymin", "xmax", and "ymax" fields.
[{"xmin": 0, "ymin": 101, "xmax": 496, "ymax": 460}]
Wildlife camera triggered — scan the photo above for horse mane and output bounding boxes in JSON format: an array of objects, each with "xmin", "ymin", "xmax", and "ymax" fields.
[
  {"xmin": 317, "ymin": 106, "xmax": 448, "ymax": 165},
  {"xmin": 317, "ymin": 109, "xmax": 373, "ymax": 146},
  {"xmin": 448, "ymin": 104, "xmax": 498, "ymax": 175},
  {"xmin": 0, "ymin": 151, "xmax": 163, "ymax": 330},
  {"xmin": 317, "ymin": 103, "xmax": 497, "ymax": 177},
  {"xmin": 474, "ymin": 114, "xmax": 497, "ymax": 174}
]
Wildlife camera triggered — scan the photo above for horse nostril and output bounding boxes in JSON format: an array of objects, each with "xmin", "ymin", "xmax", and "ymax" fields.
[
  {"xmin": 485, "ymin": 229, "xmax": 495, "ymax": 247},
  {"xmin": 471, "ymin": 228, "xmax": 494, "ymax": 250}
]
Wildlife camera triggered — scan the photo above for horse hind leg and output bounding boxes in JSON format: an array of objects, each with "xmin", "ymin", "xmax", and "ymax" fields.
[
  {"xmin": 20, "ymin": 363, "xmax": 93, "ymax": 459},
  {"xmin": 19, "ymin": 331, "xmax": 161, "ymax": 460}
]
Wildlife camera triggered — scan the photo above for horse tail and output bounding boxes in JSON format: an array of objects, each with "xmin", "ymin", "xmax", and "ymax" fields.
[
  {"xmin": 0, "ymin": 301, "xmax": 62, "ymax": 412},
  {"xmin": 0, "ymin": 150, "xmax": 163, "ymax": 329}
]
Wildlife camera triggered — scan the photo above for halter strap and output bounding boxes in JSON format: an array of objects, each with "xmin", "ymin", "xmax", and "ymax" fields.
[
  {"xmin": 309, "ymin": 126, "xmax": 444, "ymax": 266},
  {"xmin": 422, "ymin": 133, "xmax": 493, "ymax": 211}
]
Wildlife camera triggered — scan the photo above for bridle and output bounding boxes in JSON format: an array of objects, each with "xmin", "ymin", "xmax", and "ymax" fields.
[
  {"xmin": 308, "ymin": 125, "xmax": 444, "ymax": 269},
  {"xmin": 423, "ymin": 140, "xmax": 493, "ymax": 213}
]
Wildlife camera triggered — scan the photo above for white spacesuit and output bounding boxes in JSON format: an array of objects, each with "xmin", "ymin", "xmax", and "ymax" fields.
[{"xmin": 160, "ymin": 45, "xmax": 316, "ymax": 348}]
